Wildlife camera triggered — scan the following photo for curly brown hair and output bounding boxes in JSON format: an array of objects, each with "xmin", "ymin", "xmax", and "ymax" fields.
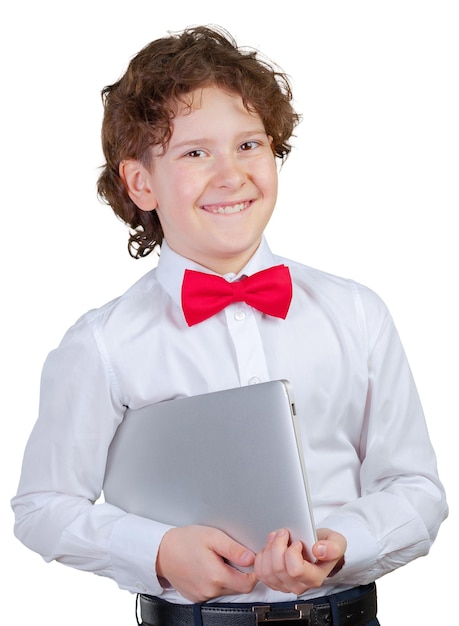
[{"xmin": 97, "ymin": 25, "xmax": 301, "ymax": 258}]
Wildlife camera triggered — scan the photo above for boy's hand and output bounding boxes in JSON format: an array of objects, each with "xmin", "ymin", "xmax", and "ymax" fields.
[
  {"xmin": 156, "ymin": 525, "xmax": 257, "ymax": 602},
  {"xmin": 254, "ymin": 527, "xmax": 347, "ymax": 595}
]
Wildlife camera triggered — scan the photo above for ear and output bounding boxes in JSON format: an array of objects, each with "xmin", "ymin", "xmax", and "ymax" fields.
[{"xmin": 119, "ymin": 159, "xmax": 158, "ymax": 212}]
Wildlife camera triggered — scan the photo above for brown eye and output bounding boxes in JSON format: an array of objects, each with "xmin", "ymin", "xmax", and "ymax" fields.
[
  {"xmin": 186, "ymin": 150, "xmax": 204, "ymax": 158},
  {"xmin": 239, "ymin": 141, "xmax": 258, "ymax": 151}
]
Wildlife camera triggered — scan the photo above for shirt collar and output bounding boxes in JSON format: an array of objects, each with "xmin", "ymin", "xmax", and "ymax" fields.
[{"xmin": 156, "ymin": 237, "xmax": 278, "ymax": 307}]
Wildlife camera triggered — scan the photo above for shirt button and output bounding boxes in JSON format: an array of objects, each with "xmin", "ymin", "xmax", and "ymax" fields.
[
  {"xmin": 234, "ymin": 310, "xmax": 246, "ymax": 321},
  {"xmin": 248, "ymin": 377, "xmax": 261, "ymax": 385}
]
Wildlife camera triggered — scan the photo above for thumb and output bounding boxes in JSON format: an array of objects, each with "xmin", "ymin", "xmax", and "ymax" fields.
[
  {"xmin": 313, "ymin": 528, "xmax": 347, "ymax": 562},
  {"xmin": 313, "ymin": 540, "xmax": 343, "ymax": 561},
  {"xmin": 213, "ymin": 533, "xmax": 256, "ymax": 568}
]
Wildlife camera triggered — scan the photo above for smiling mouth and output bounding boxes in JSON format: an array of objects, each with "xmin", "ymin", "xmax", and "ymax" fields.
[{"xmin": 202, "ymin": 201, "xmax": 251, "ymax": 215}]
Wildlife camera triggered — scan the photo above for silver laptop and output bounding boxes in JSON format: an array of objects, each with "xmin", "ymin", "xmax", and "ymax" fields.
[{"xmin": 103, "ymin": 379, "xmax": 317, "ymax": 562}]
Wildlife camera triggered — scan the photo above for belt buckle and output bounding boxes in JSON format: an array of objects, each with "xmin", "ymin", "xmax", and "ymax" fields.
[{"xmin": 252, "ymin": 603, "xmax": 313, "ymax": 623}]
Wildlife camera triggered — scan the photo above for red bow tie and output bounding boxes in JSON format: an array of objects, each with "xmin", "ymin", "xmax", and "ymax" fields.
[{"xmin": 181, "ymin": 264, "xmax": 292, "ymax": 326}]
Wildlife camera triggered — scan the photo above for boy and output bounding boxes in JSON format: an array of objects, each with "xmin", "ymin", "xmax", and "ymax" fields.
[{"xmin": 12, "ymin": 25, "xmax": 447, "ymax": 625}]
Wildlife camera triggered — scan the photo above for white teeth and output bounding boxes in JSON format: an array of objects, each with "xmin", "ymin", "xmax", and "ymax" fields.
[{"xmin": 209, "ymin": 202, "xmax": 247, "ymax": 214}]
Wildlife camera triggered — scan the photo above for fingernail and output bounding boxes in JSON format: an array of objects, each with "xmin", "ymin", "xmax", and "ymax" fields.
[{"xmin": 316, "ymin": 544, "xmax": 327, "ymax": 558}]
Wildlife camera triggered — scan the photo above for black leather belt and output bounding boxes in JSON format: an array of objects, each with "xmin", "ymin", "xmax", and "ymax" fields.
[{"xmin": 139, "ymin": 583, "xmax": 377, "ymax": 625}]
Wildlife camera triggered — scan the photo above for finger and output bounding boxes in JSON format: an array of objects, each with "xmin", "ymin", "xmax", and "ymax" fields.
[
  {"xmin": 268, "ymin": 528, "xmax": 291, "ymax": 575},
  {"xmin": 256, "ymin": 529, "xmax": 292, "ymax": 591},
  {"xmin": 284, "ymin": 540, "xmax": 308, "ymax": 577},
  {"xmin": 254, "ymin": 532, "xmax": 279, "ymax": 587},
  {"xmin": 284, "ymin": 542, "xmax": 323, "ymax": 592}
]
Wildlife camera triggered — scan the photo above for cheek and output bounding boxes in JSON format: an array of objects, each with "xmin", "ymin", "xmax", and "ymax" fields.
[
  {"xmin": 173, "ymin": 167, "xmax": 207, "ymax": 201},
  {"xmin": 258, "ymin": 160, "xmax": 278, "ymax": 198}
]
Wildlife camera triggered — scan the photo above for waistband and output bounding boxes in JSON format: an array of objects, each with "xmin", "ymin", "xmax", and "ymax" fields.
[{"xmin": 139, "ymin": 583, "xmax": 377, "ymax": 625}]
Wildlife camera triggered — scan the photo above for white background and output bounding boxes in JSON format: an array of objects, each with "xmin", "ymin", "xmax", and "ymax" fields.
[{"xmin": 1, "ymin": 1, "xmax": 457, "ymax": 624}]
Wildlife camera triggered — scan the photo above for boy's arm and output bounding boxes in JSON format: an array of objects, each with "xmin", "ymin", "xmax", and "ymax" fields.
[
  {"xmin": 301, "ymin": 286, "xmax": 447, "ymax": 588},
  {"xmin": 11, "ymin": 320, "xmax": 171, "ymax": 596},
  {"xmin": 323, "ymin": 289, "xmax": 449, "ymax": 584},
  {"xmin": 12, "ymin": 489, "xmax": 173, "ymax": 595}
]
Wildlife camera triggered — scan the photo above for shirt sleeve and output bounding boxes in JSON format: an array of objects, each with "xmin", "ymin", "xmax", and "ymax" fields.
[
  {"xmin": 11, "ymin": 315, "xmax": 173, "ymax": 596},
  {"xmin": 322, "ymin": 285, "xmax": 448, "ymax": 585}
]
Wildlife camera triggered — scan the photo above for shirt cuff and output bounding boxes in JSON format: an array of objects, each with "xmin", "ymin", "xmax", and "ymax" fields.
[
  {"xmin": 110, "ymin": 513, "xmax": 174, "ymax": 595},
  {"xmin": 319, "ymin": 514, "xmax": 379, "ymax": 585}
]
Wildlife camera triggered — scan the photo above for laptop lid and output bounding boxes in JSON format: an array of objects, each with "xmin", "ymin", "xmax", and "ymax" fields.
[{"xmin": 103, "ymin": 379, "xmax": 317, "ymax": 561}]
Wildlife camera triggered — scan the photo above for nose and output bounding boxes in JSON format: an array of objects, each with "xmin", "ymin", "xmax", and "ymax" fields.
[{"xmin": 212, "ymin": 153, "xmax": 248, "ymax": 189}]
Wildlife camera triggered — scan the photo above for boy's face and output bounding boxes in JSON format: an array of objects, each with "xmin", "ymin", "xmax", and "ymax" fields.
[{"xmin": 126, "ymin": 86, "xmax": 278, "ymax": 274}]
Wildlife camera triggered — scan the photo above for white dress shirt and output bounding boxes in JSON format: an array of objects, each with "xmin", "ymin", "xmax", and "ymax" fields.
[{"xmin": 12, "ymin": 237, "xmax": 448, "ymax": 604}]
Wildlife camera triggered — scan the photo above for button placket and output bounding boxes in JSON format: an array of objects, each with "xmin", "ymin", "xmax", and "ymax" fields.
[{"xmin": 225, "ymin": 304, "xmax": 270, "ymax": 386}]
